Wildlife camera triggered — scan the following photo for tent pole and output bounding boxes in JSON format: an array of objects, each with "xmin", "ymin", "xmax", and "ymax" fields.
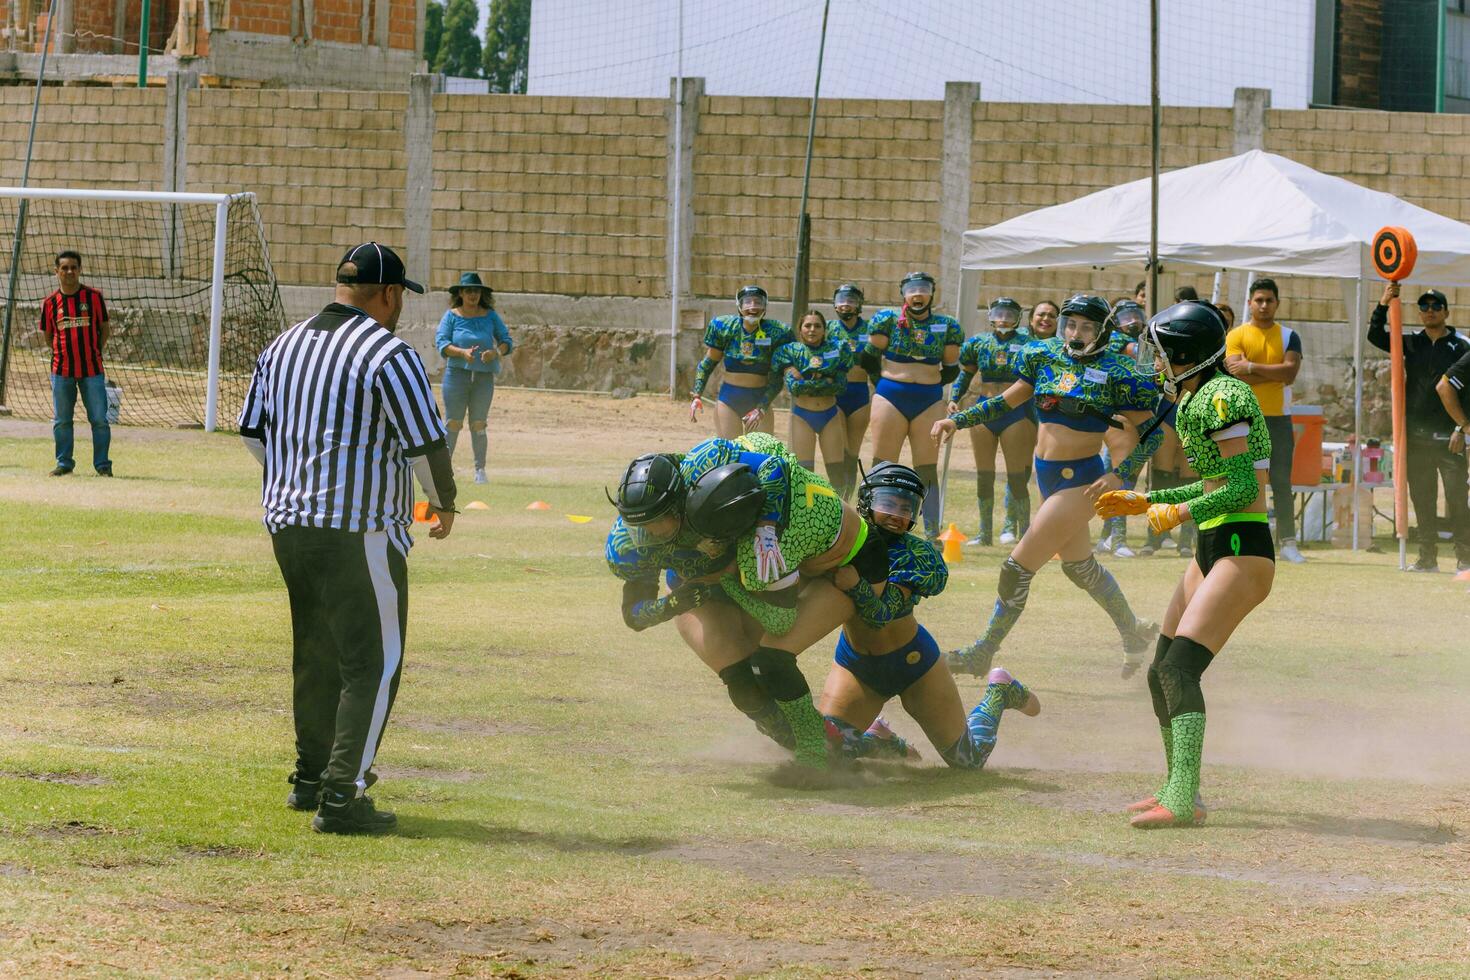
[
  {"xmin": 1352, "ymin": 276, "xmax": 1363, "ymax": 550},
  {"xmin": 1147, "ymin": 0, "xmax": 1160, "ymax": 313}
]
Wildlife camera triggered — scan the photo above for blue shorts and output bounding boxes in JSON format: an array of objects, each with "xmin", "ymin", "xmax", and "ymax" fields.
[
  {"xmin": 836, "ymin": 380, "xmax": 871, "ymax": 415},
  {"xmin": 791, "ymin": 403, "xmax": 839, "ymax": 433},
  {"xmin": 1034, "ymin": 454, "xmax": 1106, "ymax": 501},
  {"xmin": 874, "ymin": 378, "xmax": 943, "ymax": 421},
  {"xmin": 982, "ymin": 400, "xmax": 1039, "ymax": 436},
  {"xmin": 834, "ymin": 624, "xmax": 941, "ymax": 699},
  {"xmin": 718, "ymin": 382, "xmax": 766, "ymax": 416}
]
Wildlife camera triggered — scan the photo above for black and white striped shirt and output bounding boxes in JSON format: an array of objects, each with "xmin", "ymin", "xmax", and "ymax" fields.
[{"xmin": 239, "ymin": 303, "xmax": 449, "ymax": 553}]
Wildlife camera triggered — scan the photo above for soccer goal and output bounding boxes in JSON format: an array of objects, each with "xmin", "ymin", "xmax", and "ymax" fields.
[{"xmin": 0, "ymin": 188, "xmax": 287, "ymax": 432}]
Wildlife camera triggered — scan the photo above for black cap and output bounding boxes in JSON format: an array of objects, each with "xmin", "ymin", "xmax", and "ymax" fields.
[
  {"xmin": 336, "ymin": 242, "xmax": 424, "ymax": 294},
  {"xmin": 1418, "ymin": 288, "xmax": 1449, "ymax": 308}
]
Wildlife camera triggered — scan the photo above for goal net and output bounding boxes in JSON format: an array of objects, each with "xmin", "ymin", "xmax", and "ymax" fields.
[{"xmin": 0, "ymin": 189, "xmax": 287, "ymax": 432}]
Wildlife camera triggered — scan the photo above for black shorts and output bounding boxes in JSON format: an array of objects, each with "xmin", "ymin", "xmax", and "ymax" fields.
[{"xmin": 1195, "ymin": 519, "xmax": 1275, "ymax": 575}]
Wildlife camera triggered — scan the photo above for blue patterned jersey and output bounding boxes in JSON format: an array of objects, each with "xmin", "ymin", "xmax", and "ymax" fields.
[
  {"xmin": 679, "ymin": 433, "xmax": 791, "ymax": 527},
  {"xmin": 958, "ymin": 328, "xmax": 1034, "ymax": 384},
  {"xmin": 868, "ymin": 309, "xmax": 963, "ymax": 366},
  {"xmin": 772, "ymin": 336, "xmax": 853, "ymax": 398},
  {"xmin": 828, "ymin": 316, "xmax": 871, "ymax": 360},
  {"xmin": 1106, "ymin": 331, "xmax": 1143, "ymax": 367},
  {"xmin": 1015, "ymin": 338, "xmax": 1159, "ymax": 414},
  {"xmin": 702, "ymin": 315, "xmax": 793, "ymax": 376},
  {"xmin": 845, "ymin": 531, "xmax": 949, "ymax": 628},
  {"xmin": 604, "ymin": 516, "xmax": 734, "ymax": 585}
]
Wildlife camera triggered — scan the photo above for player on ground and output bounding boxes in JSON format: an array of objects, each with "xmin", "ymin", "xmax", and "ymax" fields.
[
  {"xmin": 1094, "ymin": 300, "xmax": 1275, "ymax": 829},
  {"xmin": 829, "ymin": 284, "xmax": 872, "ymax": 499},
  {"xmin": 949, "ymin": 297, "xmax": 1037, "ymax": 546},
  {"xmin": 821, "ymin": 463, "xmax": 1041, "ymax": 769},
  {"xmin": 861, "ymin": 271, "xmax": 963, "ymax": 538},
  {"xmin": 690, "ymin": 286, "xmax": 792, "ymax": 437},
  {"xmin": 605, "ymin": 453, "xmax": 794, "ymax": 751},
  {"xmin": 771, "ymin": 309, "xmax": 854, "ymax": 496},
  {"xmin": 932, "ymin": 294, "xmax": 1163, "ymax": 678}
]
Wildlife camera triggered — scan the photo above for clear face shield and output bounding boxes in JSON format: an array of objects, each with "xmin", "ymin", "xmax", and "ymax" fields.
[
  {"xmin": 901, "ymin": 281, "xmax": 934, "ymax": 313},
  {"xmin": 833, "ymin": 287, "xmax": 863, "ymax": 316},
  {"xmin": 1059, "ymin": 314, "xmax": 1103, "ymax": 356},
  {"xmin": 740, "ymin": 298, "xmax": 767, "ymax": 322},
  {"xmin": 867, "ymin": 485, "xmax": 922, "ymax": 534},
  {"xmin": 625, "ymin": 511, "xmax": 682, "ymax": 547},
  {"xmin": 988, "ymin": 304, "xmax": 1021, "ymax": 334},
  {"xmin": 1114, "ymin": 308, "xmax": 1146, "ymax": 338}
]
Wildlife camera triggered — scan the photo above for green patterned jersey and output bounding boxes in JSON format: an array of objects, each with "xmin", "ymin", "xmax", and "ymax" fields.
[
  {"xmin": 771, "ymin": 335, "xmax": 853, "ymax": 398},
  {"xmin": 701, "ymin": 315, "xmax": 793, "ymax": 376},
  {"xmin": 868, "ymin": 309, "xmax": 964, "ymax": 365},
  {"xmin": 1148, "ymin": 371, "xmax": 1271, "ymax": 526},
  {"xmin": 679, "ymin": 434, "xmax": 791, "ymax": 527}
]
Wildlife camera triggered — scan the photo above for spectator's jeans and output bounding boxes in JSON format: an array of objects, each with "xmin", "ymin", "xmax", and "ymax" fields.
[
  {"xmin": 1264, "ymin": 414, "xmax": 1296, "ymax": 542},
  {"xmin": 440, "ymin": 366, "xmax": 496, "ymax": 468},
  {"xmin": 51, "ymin": 372, "xmax": 111, "ymax": 472},
  {"xmin": 1406, "ymin": 434, "xmax": 1470, "ymax": 564}
]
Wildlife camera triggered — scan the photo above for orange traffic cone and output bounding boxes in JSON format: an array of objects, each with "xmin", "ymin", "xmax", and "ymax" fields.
[
  {"xmin": 938, "ymin": 523, "xmax": 966, "ymax": 564},
  {"xmin": 526, "ymin": 501, "xmax": 552, "ymax": 511}
]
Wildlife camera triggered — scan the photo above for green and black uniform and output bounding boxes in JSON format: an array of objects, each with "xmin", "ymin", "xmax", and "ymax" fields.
[{"xmin": 1143, "ymin": 371, "xmax": 1272, "ymax": 822}]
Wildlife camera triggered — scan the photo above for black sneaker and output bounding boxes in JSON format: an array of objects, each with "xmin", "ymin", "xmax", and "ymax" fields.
[
  {"xmin": 285, "ymin": 773, "xmax": 320, "ymax": 811},
  {"xmin": 1407, "ymin": 559, "xmax": 1439, "ymax": 573},
  {"xmin": 312, "ymin": 794, "xmax": 397, "ymax": 835},
  {"xmin": 96, "ymin": 465, "xmax": 113, "ymax": 477},
  {"xmin": 49, "ymin": 465, "xmax": 73, "ymax": 477}
]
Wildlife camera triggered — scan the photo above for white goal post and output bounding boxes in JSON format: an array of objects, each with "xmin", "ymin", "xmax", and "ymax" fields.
[{"xmin": 0, "ymin": 187, "xmax": 254, "ymax": 432}]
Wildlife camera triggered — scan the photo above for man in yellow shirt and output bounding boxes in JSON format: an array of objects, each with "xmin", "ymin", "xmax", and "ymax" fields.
[{"xmin": 1225, "ymin": 278, "xmax": 1306, "ymax": 563}]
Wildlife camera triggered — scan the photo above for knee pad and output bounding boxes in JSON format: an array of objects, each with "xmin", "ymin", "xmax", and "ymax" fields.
[
  {"xmin": 997, "ymin": 556, "xmax": 1035, "ymax": 607},
  {"xmin": 1146, "ymin": 634, "xmax": 1172, "ymax": 725},
  {"xmin": 1005, "ymin": 471, "xmax": 1029, "ymax": 497},
  {"xmin": 976, "ymin": 470, "xmax": 996, "ymax": 498},
  {"xmin": 1061, "ymin": 556, "xmax": 1105, "ymax": 592},
  {"xmin": 717, "ymin": 659, "xmax": 769, "ymax": 717},
  {"xmin": 940, "ymin": 731, "xmax": 991, "ymax": 770},
  {"xmin": 1157, "ymin": 635, "xmax": 1214, "ymax": 719},
  {"xmin": 749, "ymin": 645, "xmax": 811, "ymax": 702}
]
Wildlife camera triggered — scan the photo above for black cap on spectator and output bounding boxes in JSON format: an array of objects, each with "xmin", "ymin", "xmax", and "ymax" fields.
[
  {"xmin": 336, "ymin": 242, "xmax": 424, "ymax": 294},
  {"xmin": 1418, "ymin": 288, "xmax": 1448, "ymax": 309}
]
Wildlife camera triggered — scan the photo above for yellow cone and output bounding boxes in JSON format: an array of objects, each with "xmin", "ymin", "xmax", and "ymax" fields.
[
  {"xmin": 937, "ymin": 523, "xmax": 966, "ymax": 564},
  {"xmin": 566, "ymin": 515, "xmax": 592, "ymax": 524}
]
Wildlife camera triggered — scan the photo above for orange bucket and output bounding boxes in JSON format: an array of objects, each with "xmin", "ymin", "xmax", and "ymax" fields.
[{"xmin": 1291, "ymin": 405, "xmax": 1325, "ymax": 485}]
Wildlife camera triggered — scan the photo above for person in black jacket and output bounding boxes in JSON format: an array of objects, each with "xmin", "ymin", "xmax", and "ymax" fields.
[{"xmin": 1369, "ymin": 284, "xmax": 1470, "ymax": 572}]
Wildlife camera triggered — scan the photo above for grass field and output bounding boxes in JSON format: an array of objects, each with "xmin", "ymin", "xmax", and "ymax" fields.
[{"xmin": 3, "ymin": 389, "xmax": 1470, "ymax": 978}]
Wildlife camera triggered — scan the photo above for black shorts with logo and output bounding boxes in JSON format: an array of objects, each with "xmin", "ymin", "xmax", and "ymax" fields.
[{"xmin": 1196, "ymin": 519, "xmax": 1275, "ymax": 576}]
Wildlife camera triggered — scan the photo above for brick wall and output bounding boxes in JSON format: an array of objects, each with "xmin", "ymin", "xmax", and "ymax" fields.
[
  {"xmin": 225, "ymin": 0, "xmax": 417, "ymax": 50},
  {"xmin": 691, "ymin": 96, "xmax": 943, "ymax": 308},
  {"xmin": 430, "ymin": 94, "xmax": 668, "ymax": 296},
  {"xmin": 186, "ymin": 88, "xmax": 409, "ymax": 287},
  {"xmin": 1337, "ymin": 0, "xmax": 1383, "ymax": 108}
]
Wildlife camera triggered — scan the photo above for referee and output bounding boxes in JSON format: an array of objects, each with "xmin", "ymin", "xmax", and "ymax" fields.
[{"xmin": 239, "ymin": 242, "xmax": 457, "ymax": 835}]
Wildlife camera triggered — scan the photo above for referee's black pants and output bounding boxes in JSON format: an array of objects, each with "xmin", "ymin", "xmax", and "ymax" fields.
[
  {"xmin": 1406, "ymin": 434, "xmax": 1470, "ymax": 565},
  {"xmin": 271, "ymin": 525, "xmax": 408, "ymax": 797}
]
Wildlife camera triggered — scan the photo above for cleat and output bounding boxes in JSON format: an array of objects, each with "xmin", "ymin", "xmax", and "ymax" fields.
[
  {"xmin": 1406, "ymin": 559, "xmax": 1439, "ymax": 573},
  {"xmin": 1136, "ymin": 544, "xmax": 1157, "ymax": 557},
  {"xmin": 312, "ymin": 793, "xmax": 397, "ymax": 835},
  {"xmin": 1113, "ymin": 543, "xmax": 1137, "ymax": 559},
  {"xmin": 49, "ymin": 465, "xmax": 73, "ymax": 477},
  {"xmin": 864, "ymin": 717, "xmax": 920, "ymax": 760},
  {"xmin": 947, "ymin": 640, "xmax": 996, "ymax": 677},
  {"xmin": 966, "ymin": 534, "xmax": 991, "ymax": 547},
  {"xmin": 1129, "ymin": 801, "xmax": 1207, "ymax": 829},
  {"xmin": 1157, "ymin": 534, "xmax": 1177, "ymax": 550},
  {"xmin": 1127, "ymin": 791, "xmax": 1204, "ymax": 814},
  {"xmin": 1279, "ymin": 540, "xmax": 1306, "ymax": 564},
  {"xmin": 473, "ymin": 467, "xmax": 488, "ymax": 484},
  {"xmin": 986, "ymin": 667, "xmax": 1040, "ymax": 716},
  {"xmin": 1094, "ymin": 533, "xmax": 1115, "ymax": 555},
  {"xmin": 1122, "ymin": 619, "xmax": 1159, "ymax": 656},
  {"xmin": 998, "ymin": 530, "xmax": 1017, "ymax": 545},
  {"xmin": 285, "ymin": 773, "xmax": 321, "ymax": 811}
]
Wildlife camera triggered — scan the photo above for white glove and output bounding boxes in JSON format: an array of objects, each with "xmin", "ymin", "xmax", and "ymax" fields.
[
  {"xmin": 753, "ymin": 524, "xmax": 787, "ymax": 584},
  {"xmin": 688, "ymin": 395, "xmax": 703, "ymax": 422},
  {"xmin": 741, "ymin": 405, "xmax": 764, "ymax": 430}
]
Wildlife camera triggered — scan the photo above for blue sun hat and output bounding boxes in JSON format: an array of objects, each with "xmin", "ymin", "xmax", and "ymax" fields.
[{"xmin": 448, "ymin": 271, "xmax": 490, "ymax": 304}]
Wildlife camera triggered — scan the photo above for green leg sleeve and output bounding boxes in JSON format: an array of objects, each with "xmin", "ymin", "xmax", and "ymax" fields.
[
  {"xmin": 1158, "ymin": 712, "xmax": 1205, "ymax": 821},
  {"xmin": 777, "ymin": 693, "xmax": 829, "ymax": 769}
]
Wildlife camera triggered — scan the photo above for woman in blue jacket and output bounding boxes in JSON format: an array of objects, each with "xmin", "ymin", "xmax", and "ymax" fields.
[{"xmin": 436, "ymin": 272, "xmax": 513, "ymax": 484}]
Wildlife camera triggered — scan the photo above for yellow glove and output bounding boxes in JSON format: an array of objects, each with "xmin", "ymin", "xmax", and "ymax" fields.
[
  {"xmin": 1146, "ymin": 503, "xmax": 1186, "ymax": 535},
  {"xmin": 1094, "ymin": 489, "xmax": 1149, "ymax": 518}
]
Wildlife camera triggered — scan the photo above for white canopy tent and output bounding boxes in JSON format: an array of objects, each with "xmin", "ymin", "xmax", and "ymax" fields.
[{"xmin": 956, "ymin": 149, "xmax": 1470, "ymax": 549}]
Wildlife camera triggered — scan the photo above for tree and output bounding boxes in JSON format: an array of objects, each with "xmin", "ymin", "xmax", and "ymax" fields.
[
  {"xmin": 423, "ymin": 0, "xmax": 445, "ymax": 73},
  {"xmin": 437, "ymin": 0, "xmax": 483, "ymax": 78},
  {"xmin": 482, "ymin": 0, "xmax": 530, "ymax": 94}
]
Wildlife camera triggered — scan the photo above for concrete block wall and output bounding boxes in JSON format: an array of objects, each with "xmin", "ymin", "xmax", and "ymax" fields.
[
  {"xmin": 0, "ymin": 86, "xmax": 164, "ymax": 189},
  {"xmin": 692, "ymin": 96, "xmax": 944, "ymax": 308},
  {"xmin": 429, "ymin": 94, "xmax": 669, "ymax": 297},
  {"xmin": 186, "ymin": 87, "xmax": 409, "ymax": 287}
]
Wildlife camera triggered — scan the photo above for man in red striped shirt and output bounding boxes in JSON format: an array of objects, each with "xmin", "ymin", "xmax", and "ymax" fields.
[{"xmin": 41, "ymin": 250, "xmax": 112, "ymax": 476}]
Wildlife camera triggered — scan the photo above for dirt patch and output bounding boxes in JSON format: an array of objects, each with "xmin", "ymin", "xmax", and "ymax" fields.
[
  {"xmin": 0, "ymin": 863, "xmax": 30, "ymax": 878},
  {"xmin": 1017, "ymin": 786, "xmax": 1147, "ymax": 816},
  {"xmin": 0, "ymin": 770, "xmax": 111, "ymax": 787},
  {"xmin": 374, "ymin": 765, "xmax": 483, "ymax": 784},
  {"xmin": 386, "ymin": 914, "xmax": 1085, "ymax": 978},
  {"xmin": 395, "ymin": 717, "xmax": 538, "ymax": 737},
  {"xmin": 181, "ymin": 845, "xmax": 266, "ymax": 860},
  {"xmin": 30, "ymin": 820, "xmax": 123, "ymax": 839},
  {"xmin": 1049, "ymin": 848, "xmax": 1421, "ymax": 899},
  {"xmin": 643, "ymin": 840, "xmax": 1059, "ymax": 902}
]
